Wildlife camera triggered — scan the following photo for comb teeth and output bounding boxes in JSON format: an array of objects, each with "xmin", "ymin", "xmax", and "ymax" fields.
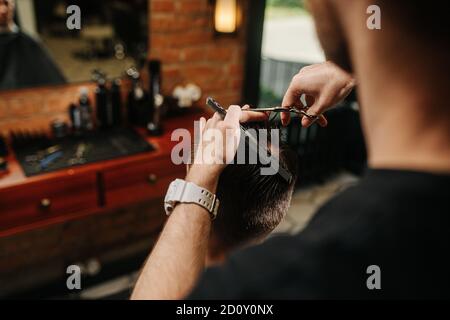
[
  {"xmin": 206, "ymin": 97, "xmax": 227, "ymax": 118},
  {"xmin": 206, "ymin": 97, "xmax": 293, "ymax": 184}
]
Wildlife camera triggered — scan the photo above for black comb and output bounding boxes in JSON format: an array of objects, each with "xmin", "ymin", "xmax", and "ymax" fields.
[{"xmin": 206, "ymin": 97, "xmax": 293, "ymax": 184}]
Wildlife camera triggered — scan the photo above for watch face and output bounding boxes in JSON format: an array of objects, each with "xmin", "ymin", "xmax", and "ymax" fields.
[
  {"xmin": 165, "ymin": 180, "xmax": 181, "ymax": 215},
  {"xmin": 165, "ymin": 181, "xmax": 178, "ymax": 202},
  {"xmin": 164, "ymin": 202, "xmax": 175, "ymax": 214}
]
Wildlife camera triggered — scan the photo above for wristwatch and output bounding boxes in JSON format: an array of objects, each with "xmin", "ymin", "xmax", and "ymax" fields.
[{"xmin": 164, "ymin": 179, "xmax": 220, "ymax": 219}]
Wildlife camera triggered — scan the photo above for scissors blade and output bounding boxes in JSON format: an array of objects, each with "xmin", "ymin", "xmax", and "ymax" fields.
[
  {"xmin": 244, "ymin": 107, "xmax": 321, "ymax": 121},
  {"xmin": 245, "ymin": 107, "xmax": 290, "ymax": 112}
]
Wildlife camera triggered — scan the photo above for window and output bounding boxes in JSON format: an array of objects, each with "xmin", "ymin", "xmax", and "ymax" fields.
[{"xmin": 259, "ymin": 0, "xmax": 324, "ymax": 106}]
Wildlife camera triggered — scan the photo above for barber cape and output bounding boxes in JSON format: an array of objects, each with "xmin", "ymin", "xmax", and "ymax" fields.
[{"xmin": 0, "ymin": 30, "xmax": 66, "ymax": 90}]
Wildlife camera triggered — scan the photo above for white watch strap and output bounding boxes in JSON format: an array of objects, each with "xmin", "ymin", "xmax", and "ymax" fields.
[{"xmin": 164, "ymin": 179, "xmax": 219, "ymax": 219}]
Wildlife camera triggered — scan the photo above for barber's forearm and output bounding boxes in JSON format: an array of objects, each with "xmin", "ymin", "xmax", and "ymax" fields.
[
  {"xmin": 131, "ymin": 102, "xmax": 240, "ymax": 299},
  {"xmin": 131, "ymin": 169, "xmax": 218, "ymax": 300}
]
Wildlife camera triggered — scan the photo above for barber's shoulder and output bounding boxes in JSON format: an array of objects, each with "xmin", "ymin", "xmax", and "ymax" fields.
[{"xmin": 302, "ymin": 184, "xmax": 383, "ymax": 239}]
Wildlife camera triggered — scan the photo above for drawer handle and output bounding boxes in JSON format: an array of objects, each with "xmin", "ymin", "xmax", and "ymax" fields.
[
  {"xmin": 40, "ymin": 198, "xmax": 52, "ymax": 210},
  {"xmin": 147, "ymin": 174, "xmax": 158, "ymax": 185}
]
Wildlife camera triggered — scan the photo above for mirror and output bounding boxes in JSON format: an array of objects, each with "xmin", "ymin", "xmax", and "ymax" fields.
[{"xmin": 0, "ymin": 0, "xmax": 148, "ymax": 91}]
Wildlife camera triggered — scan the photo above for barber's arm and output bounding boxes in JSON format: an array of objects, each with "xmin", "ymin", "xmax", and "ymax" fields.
[
  {"xmin": 281, "ymin": 61, "xmax": 356, "ymax": 127},
  {"xmin": 131, "ymin": 62, "xmax": 353, "ymax": 300},
  {"xmin": 130, "ymin": 172, "xmax": 216, "ymax": 300},
  {"xmin": 131, "ymin": 106, "xmax": 248, "ymax": 300}
]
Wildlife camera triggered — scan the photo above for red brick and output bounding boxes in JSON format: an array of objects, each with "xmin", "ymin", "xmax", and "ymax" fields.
[
  {"xmin": 1, "ymin": 113, "xmax": 70, "ymax": 135},
  {"xmin": 178, "ymin": 1, "xmax": 208, "ymax": 13},
  {"xmin": 206, "ymin": 46, "xmax": 235, "ymax": 61},
  {"xmin": 178, "ymin": 31, "xmax": 212, "ymax": 47},
  {"xmin": 151, "ymin": 16, "xmax": 190, "ymax": 32},
  {"xmin": 150, "ymin": 34, "xmax": 169, "ymax": 48},
  {"xmin": 163, "ymin": 66, "xmax": 182, "ymax": 80},
  {"xmin": 151, "ymin": 16, "xmax": 174, "ymax": 32},
  {"xmin": 211, "ymin": 91, "xmax": 242, "ymax": 107},
  {"xmin": 227, "ymin": 63, "xmax": 244, "ymax": 76},
  {"xmin": 197, "ymin": 77, "xmax": 229, "ymax": 92},
  {"xmin": 230, "ymin": 77, "xmax": 243, "ymax": 90},
  {"xmin": 0, "ymin": 0, "xmax": 246, "ymax": 137},
  {"xmin": 8, "ymin": 98, "xmax": 43, "ymax": 118},
  {"xmin": 0, "ymin": 101, "xmax": 7, "ymax": 118},
  {"xmin": 162, "ymin": 66, "xmax": 184, "ymax": 92},
  {"xmin": 152, "ymin": 0, "xmax": 176, "ymax": 13},
  {"xmin": 182, "ymin": 47, "xmax": 207, "ymax": 61},
  {"xmin": 156, "ymin": 48, "xmax": 182, "ymax": 63},
  {"xmin": 153, "ymin": 30, "xmax": 211, "ymax": 48},
  {"xmin": 183, "ymin": 65, "xmax": 223, "ymax": 81},
  {"xmin": 44, "ymin": 93, "xmax": 77, "ymax": 114},
  {"xmin": 190, "ymin": 16, "xmax": 211, "ymax": 29}
]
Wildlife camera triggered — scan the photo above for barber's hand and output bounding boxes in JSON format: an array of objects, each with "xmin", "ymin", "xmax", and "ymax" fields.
[
  {"xmin": 186, "ymin": 105, "xmax": 267, "ymax": 190},
  {"xmin": 281, "ymin": 61, "xmax": 356, "ymax": 127}
]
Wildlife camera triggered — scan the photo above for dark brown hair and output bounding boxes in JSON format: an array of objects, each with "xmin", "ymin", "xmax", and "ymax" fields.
[{"xmin": 212, "ymin": 127, "xmax": 298, "ymax": 253}]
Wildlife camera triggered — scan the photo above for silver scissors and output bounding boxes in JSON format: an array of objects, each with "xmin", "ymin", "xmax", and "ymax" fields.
[{"xmin": 244, "ymin": 106, "xmax": 322, "ymax": 122}]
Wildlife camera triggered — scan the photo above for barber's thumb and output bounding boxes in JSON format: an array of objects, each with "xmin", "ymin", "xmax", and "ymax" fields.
[{"xmin": 224, "ymin": 105, "xmax": 242, "ymax": 126}]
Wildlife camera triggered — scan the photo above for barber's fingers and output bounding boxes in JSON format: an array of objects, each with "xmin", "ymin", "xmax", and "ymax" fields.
[
  {"xmin": 281, "ymin": 88, "xmax": 296, "ymax": 126},
  {"xmin": 282, "ymin": 74, "xmax": 309, "ymax": 126},
  {"xmin": 305, "ymin": 94, "xmax": 315, "ymax": 106},
  {"xmin": 205, "ymin": 112, "xmax": 222, "ymax": 130},
  {"xmin": 191, "ymin": 117, "xmax": 207, "ymax": 166},
  {"xmin": 301, "ymin": 96, "xmax": 328, "ymax": 128},
  {"xmin": 240, "ymin": 105, "xmax": 269, "ymax": 123},
  {"xmin": 223, "ymin": 105, "xmax": 242, "ymax": 128},
  {"xmin": 302, "ymin": 114, "xmax": 328, "ymax": 128},
  {"xmin": 199, "ymin": 116, "xmax": 207, "ymax": 133}
]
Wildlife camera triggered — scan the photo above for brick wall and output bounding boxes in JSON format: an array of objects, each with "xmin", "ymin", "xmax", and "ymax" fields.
[
  {"xmin": 0, "ymin": 0, "xmax": 251, "ymax": 295},
  {"xmin": 0, "ymin": 0, "xmax": 249, "ymax": 136},
  {"xmin": 149, "ymin": 0, "xmax": 247, "ymax": 107},
  {"xmin": 0, "ymin": 83, "xmax": 98, "ymax": 135}
]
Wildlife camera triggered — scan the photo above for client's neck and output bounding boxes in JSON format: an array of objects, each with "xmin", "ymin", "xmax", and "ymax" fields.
[
  {"xmin": 0, "ymin": 22, "xmax": 17, "ymax": 33},
  {"xmin": 358, "ymin": 77, "xmax": 450, "ymax": 174},
  {"xmin": 205, "ymin": 244, "xmax": 227, "ymax": 267}
]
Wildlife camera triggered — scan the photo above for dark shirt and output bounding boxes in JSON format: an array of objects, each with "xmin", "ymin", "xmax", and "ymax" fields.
[
  {"xmin": 0, "ymin": 31, "xmax": 66, "ymax": 90},
  {"xmin": 189, "ymin": 169, "xmax": 450, "ymax": 299}
]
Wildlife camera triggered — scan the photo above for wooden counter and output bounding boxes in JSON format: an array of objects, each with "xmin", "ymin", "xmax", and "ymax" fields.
[
  {"xmin": 0, "ymin": 110, "xmax": 208, "ymax": 297},
  {"xmin": 0, "ymin": 110, "xmax": 203, "ymax": 237}
]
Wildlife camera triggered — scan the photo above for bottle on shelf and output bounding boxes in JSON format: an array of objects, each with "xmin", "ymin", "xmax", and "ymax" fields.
[
  {"xmin": 110, "ymin": 78, "xmax": 123, "ymax": 127},
  {"xmin": 69, "ymin": 103, "xmax": 82, "ymax": 135},
  {"xmin": 78, "ymin": 87, "xmax": 94, "ymax": 132},
  {"xmin": 147, "ymin": 60, "xmax": 164, "ymax": 136},
  {"xmin": 126, "ymin": 67, "xmax": 150, "ymax": 127}
]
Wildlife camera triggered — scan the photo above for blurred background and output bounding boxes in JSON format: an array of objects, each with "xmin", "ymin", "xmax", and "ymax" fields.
[
  {"xmin": 260, "ymin": 0, "xmax": 324, "ymax": 106},
  {"xmin": 0, "ymin": 0, "xmax": 366, "ymax": 299}
]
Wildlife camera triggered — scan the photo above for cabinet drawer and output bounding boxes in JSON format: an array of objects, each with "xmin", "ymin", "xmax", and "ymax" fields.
[
  {"xmin": 103, "ymin": 157, "xmax": 184, "ymax": 207},
  {"xmin": 0, "ymin": 173, "xmax": 98, "ymax": 231}
]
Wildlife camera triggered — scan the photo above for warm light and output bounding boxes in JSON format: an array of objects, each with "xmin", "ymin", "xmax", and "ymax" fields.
[{"xmin": 214, "ymin": 0, "xmax": 237, "ymax": 34}]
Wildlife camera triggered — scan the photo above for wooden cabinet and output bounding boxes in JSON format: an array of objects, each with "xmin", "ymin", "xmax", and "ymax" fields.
[
  {"xmin": 0, "ymin": 111, "xmax": 202, "ymax": 236},
  {"xmin": 0, "ymin": 172, "xmax": 98, "ymax": 232},
  {"xmin": 102, "ymin": 156, "xmax": 182, "ymax": 207}
]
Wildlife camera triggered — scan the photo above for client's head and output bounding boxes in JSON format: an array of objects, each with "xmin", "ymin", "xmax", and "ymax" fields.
[
  {"xmin": 0, "ymin": 0, "xmax": 14, "ymax": 29},
  {"xmin": 208, "ymin": 127, "xmax": 298, "ymax": 264}
]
